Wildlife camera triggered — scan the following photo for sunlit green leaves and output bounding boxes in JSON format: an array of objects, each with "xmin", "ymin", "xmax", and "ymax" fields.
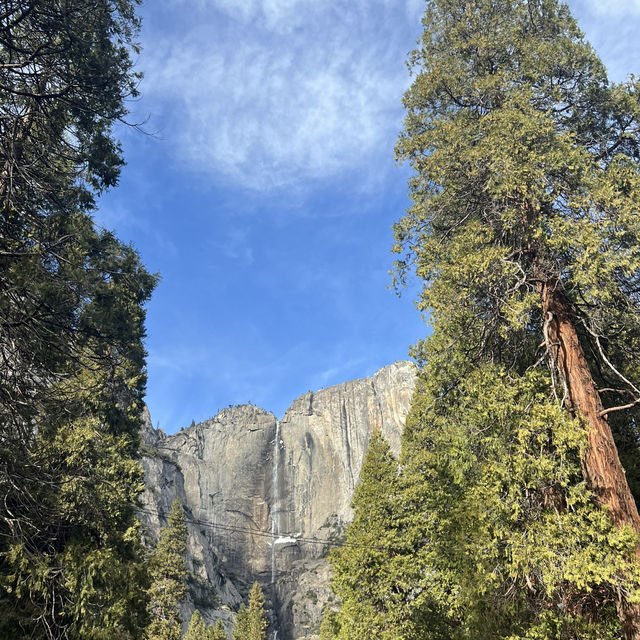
[{"xmin": 387, "ymin": 0, "xmax": 640, "ymax": 637}]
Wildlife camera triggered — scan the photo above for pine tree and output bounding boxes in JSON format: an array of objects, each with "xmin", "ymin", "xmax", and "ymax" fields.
[
  {"xmin": 146, "ymin": 500, "xmax": 188, "ymax": 640},
  {"xmin": 328, "ymin": 431, "xmax": 407, "ymax": 639},
  {"xmin": 0, "ymin": 1, "xmax": 156, "ymax": 637},
  {"xmin": 232, "ymin": 582, "xmax": 268, "ymax": 640},
  {"xmin": 185, "ymin": 610, "xmax": 208, "ymax": 640},
  {"xmin": 208, "ymin": 619, "xmax": 228, "ymax": 640},
  {"xmin": 232, "ymin": 606, "xmax": 250, "ymax": 640},
  {"xmin": 185, "ymin": 611, "xmax": 227, "ymax": 640},
  {"xmin": 393, "ymin": 0, "xmax": 640, "ymax": 637}
]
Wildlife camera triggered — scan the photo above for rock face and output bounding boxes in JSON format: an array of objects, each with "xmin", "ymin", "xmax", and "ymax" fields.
[{"xmin": 140, "ymin": 361, "xmax": 416, "ymax": 639}]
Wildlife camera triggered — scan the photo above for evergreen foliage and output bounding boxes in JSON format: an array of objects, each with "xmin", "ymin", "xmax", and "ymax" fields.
[
  {"xmin": 318, "ymin": 606, "xmax": 341, "ymax": 640},
  {"xmin": 384, "ymin": 0, "xmax": 640, "ymax": 637},
  {"xmin": 232, "ymin": 606, "xmax": 250, "ymax": 640},
  {"xmin": 208, "ymin": 619, "xmax": 228, "ymax": 640},
  {"xmin": 0, "ymin": 1, "xmax": 156, "ymax": 638},
  {"xmin": 185, "ymin": 610, "xmax": 207, "ymax": 640},
  {"xmin": 185, "ymin": 610, "xmax": 228, "ymax": 640},
  {"xmin": 146, "ymin": 500, "xmax": 188, "ymax": 640},
  {"xmin": 232, "ymin": 582, "xmax": 268, "ymax": 640},
  {"xmin": 400, "ymin": 368, "xmax": 639, "ymax": 638},
  {"xmin": 328, "ymin": 431, "xmax": 407, "ymax": 639}
]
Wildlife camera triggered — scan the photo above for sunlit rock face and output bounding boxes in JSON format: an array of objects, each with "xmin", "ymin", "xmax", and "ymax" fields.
[{"xmin": 140, "ymin": 361, "xmax": 416, "ymax": 640}]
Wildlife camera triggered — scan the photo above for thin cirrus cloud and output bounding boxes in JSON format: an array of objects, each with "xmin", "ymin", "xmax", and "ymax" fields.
[
  {"xmin": 140, "ymin": 0, "xmax": 421, "ymax": 191},
  {"xmin": 202, "ymin": 0, "xmax": 423, "ymax": 31},
  {"xmin": 579, "ymin": 0, "xmax": 640, "ymax": 15},
  {"xmin": 568, "ymin": 0, "xmax": 640, "ymax": 83}
]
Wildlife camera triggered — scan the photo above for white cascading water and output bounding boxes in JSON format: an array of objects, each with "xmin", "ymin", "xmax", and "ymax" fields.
[{"xmin": 271, "ymin": 419, "xmax": 280, "ymax": 584}]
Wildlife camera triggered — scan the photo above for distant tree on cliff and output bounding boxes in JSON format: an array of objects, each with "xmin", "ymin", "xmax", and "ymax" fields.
[
  {"xmin": 0, "ymin": 0, "xmax": 156, "ymax": 637},
  {"xmin": 208, "ymin": 619, "xmax": 228, "ymax": 640},
  {"xmin": 185, "ymin": 610, "xmax": 207, "ymax": 640},
  {"xmin": 185, "ymin": 610, "xmax": 228, "ymax": 640},
  {"xmin": 391, "ymin": 0, "xmax": 640, "ymax": 637},
  {"xmin": 232, "ymin": 582, "xmax": 268, "ymax": 640},
  {"xmin": 146, "ymin": 500, "xmax": 188, "ymax": 640}
]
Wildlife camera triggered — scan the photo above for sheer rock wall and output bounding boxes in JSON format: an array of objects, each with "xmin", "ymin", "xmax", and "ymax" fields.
[{"xmin": 140, "ymin": 361, "xmax": 416, "ymax": 639}]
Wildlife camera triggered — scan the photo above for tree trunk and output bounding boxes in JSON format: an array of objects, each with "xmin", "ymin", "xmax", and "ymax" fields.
[{"xmin": 541, "ymin": 282, "xmax": 640, "ymax": 640}]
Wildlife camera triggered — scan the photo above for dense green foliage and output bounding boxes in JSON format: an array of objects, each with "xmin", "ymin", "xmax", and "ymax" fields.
[
  {"xmin": 232, "ymin": 582, "xmax": 268, "ymax": 640},
  {"xmin": 0, "ymin": 1, "xmax": 156, "ymax": 638},
  {"xmin": 325, "ymin": 432, "xmax": 452, "ymax": 640},
  {"xmin": 400, "ymin": 368, "xmax": 640, "ymax": 638},
  {"xmin": 393, "ymin": 0, "xmax": 640, "ymax": 636},
  {"xmin": 185, "ymin": 610, "xmax": 228, "ymax": 640},
  {"xmin": 318, "ymin": 606, "xmax": 341, "ymax": 640},
  {"xmin": 146, "ymin": 500, "xmax": 188, "ymax": 640},
  {"xmin": 327, "ymin": 0, "xmax": 640, "ymax": 638},
  {"xmin": 328, "ymin": 431, "xmax": 408, "ymax": 639},
  {"xmin": 209, "ymin": 619, "xmax": 228, "ymax": 640},
  {"xmin": 185, "ymin": 610, "xmax": 208, "ymax": 640},
  {"xmin": 393, "ymin": 0, "xmax": 640, "ymax": 450},
  {"xmin": 329, "ymin": 384, "xmax": 640, "ymax": 639}
]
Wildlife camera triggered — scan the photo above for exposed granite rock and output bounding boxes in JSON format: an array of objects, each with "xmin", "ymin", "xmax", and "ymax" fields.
[{"xmin": 140, "ymin": 361, "xmax": 416, "ymax": 639}]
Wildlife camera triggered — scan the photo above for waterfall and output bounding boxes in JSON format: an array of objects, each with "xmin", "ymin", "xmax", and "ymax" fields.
[{"xmin": 271, "ymin": 419, "xmax": 280, "ymax": 585}]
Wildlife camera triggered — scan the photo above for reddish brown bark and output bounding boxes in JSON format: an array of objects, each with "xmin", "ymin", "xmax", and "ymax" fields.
[{"xmin": 541, "ymin": 283, "xmax": 640, "ymax": 639}]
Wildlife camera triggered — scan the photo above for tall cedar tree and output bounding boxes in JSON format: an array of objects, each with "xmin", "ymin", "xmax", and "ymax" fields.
[
  {"xmin": 232, "ymin": 582, "xmax": 268, "ymax": 640},
  {"xmin": 400, "ymin": 368, "xmax": 640, "ymax": 639},
  {"xmin": 146, "ymin": 499, "xmax": 188, "ymax": 640},
  {"xmin": 0, "ymin": 1, "xmax": 156, "ymax": 638},
  {"xmin": 394, "ymin": 0, "xmax": 640, "ymax": 637}
]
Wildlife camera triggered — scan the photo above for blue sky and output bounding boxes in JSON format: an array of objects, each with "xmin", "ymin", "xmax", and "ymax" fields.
[{"xmin": 98, "ymin": 0, "xmax": 640, "ymax": 433}]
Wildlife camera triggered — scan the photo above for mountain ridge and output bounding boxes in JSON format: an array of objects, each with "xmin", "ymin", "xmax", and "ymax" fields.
[{"xmin": 139, "ymin": 360, "xmax": 417, "ymax": 639}]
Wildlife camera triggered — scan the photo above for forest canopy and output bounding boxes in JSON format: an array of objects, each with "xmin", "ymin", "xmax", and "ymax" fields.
[
  {"xmin": 327, "ymin": 1, "xmax": 640, "ymax": 639},
  {"xmin": 0, "ymin": 1, "xmax": 156, "ymax": 637}
]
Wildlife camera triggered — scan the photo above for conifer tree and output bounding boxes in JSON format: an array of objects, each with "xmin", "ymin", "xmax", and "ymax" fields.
[
  {"xmin": 393, "ymin": 0, "xmax": 640, "ymax": 637},
  {"xmin": 401, "ymin": 368, "xmax": 640, "ymax": 639},
  {"xmin": 0, "ymin": 1, "xmax": 156, "ymax": 637},
  {"xmin": 185, "ymin": 611, "xmax": 228, "ymax": 640},
  {"xmin": 146, "ymin": 500, "xmax": 188, "ymax": 640},
  {"xmin": 318, "ymin": 606, "xmax": 340, "ymax": 640},
  {"xmin": 185, "ymin": 610, "xmax": 207, "ymax": 640},
  {"xmin": 328, "ymin": 431, "xmax": 407, "ymax": 639},
  {"xmin": 208, "ymin": 619, "xmax": 228, "ymax": 640},
  {"xmin": 232, "ymin": 582, "xmax": 268, "ymax": 640},
  {"xmin": 232, "ymin": 606, "xmax": 250, "ymax": 640}
]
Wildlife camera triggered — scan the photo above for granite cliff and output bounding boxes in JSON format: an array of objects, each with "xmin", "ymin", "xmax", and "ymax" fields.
[{"xmin": 139, "ymin": 361, "xmax": 416, "ymax": 639}]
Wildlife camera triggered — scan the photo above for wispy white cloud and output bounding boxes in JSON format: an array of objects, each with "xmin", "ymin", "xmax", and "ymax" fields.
[
  {"xmin": 139, "ymin": 0, "xmax": 418, "ymax": 191},
  {"xmin": 180, "ymin": 0, "xmax": 423, "ymax": 33},
  {"xmin": 579, "ymin": 0, "xmax": 640, "ymax": 16},
  {"xmin": 211, "ymin": 227, "xmax": 255, "ymax": 265},
  {"xmin": 568, "ymin": 0, "xmax": 640, "ymax": 82},
  {"xmin": 147, "ymin": 344, "xmax": 211, "ymax": 375}
]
